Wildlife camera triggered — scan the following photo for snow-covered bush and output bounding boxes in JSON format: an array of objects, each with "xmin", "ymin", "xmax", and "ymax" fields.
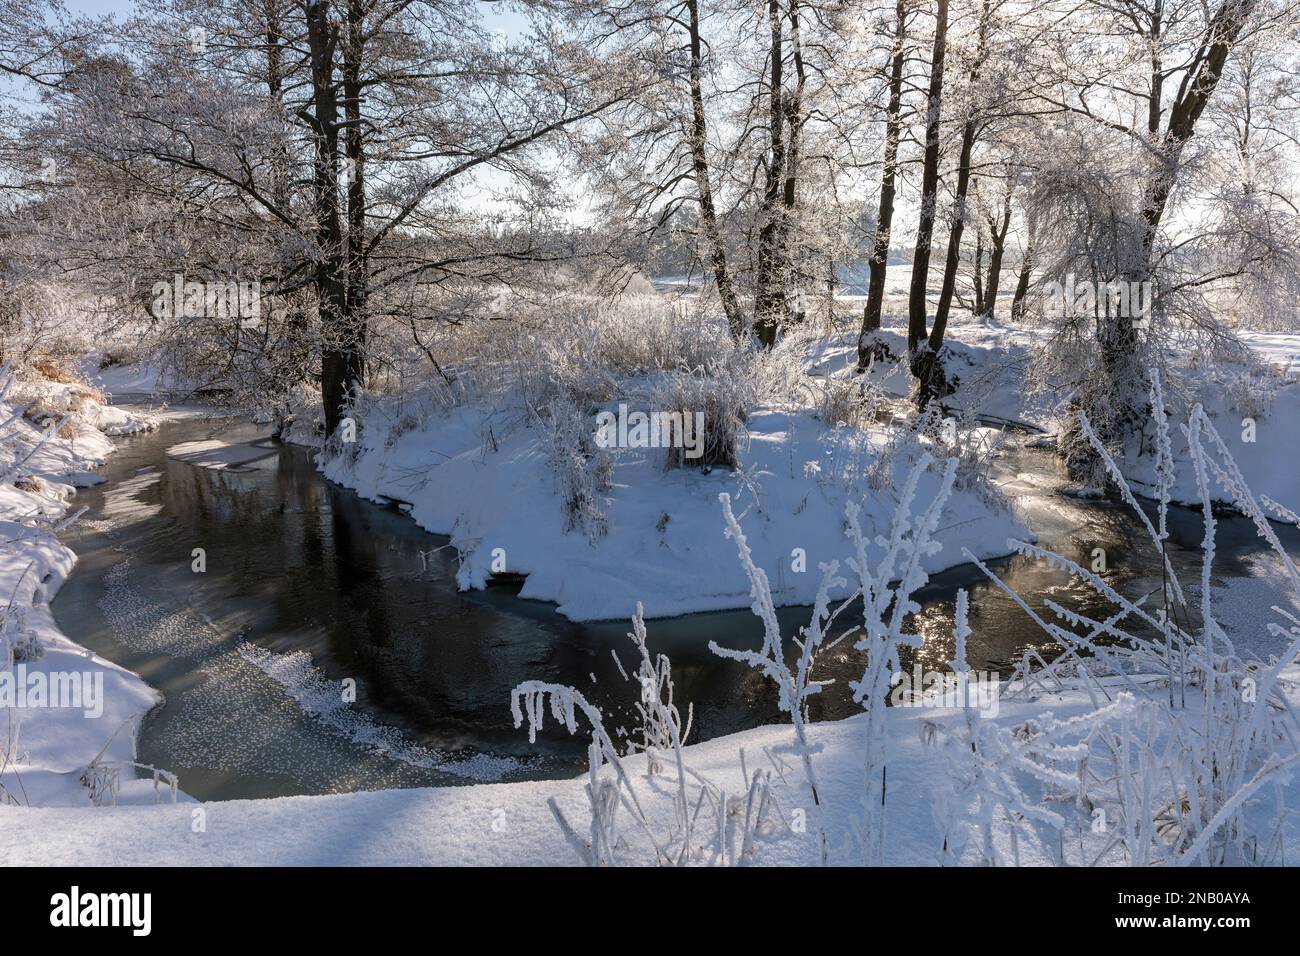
[
  {"xmin": 407, "ymin": 292, "xmax": 736, "ymax": 417},
  {"xmin": 843, "ymin": 455, "xmax": 961, "ymax": 862},
  {"xmin": 926, "ymin": 590, "xmax": 1149, "ymax": 865},
  {"xmin": 1214, "ymin": 364, "xmax": 1279, "ymax": 422},
  {"xmin": 513, "ymin": 679, "xmax": 694, "ymax": 865},
  {"xmin": 1, "ymin": 584, "xmax": 42, "ymax": 666},
  {"xmin": 80, "ymin": 757, "xmax": 179, "ymax": 807},
  {"xmin": 969, "ymin": 370, "xmax": 1300, "ymax": 865},
  {"xmin": 932, "ymin": 413, "xmax": 1011, "ymax": 513},
  {"xmin": 653, "ymin": 368, "xmax": 750, "ymax": 472},
  {"xmin": 813, "ymin": 374, "xmax": 885, "ymax": 430},
  {"xmin": 541, "ymin": 396, "xmax": 613, "ymax": 541},
  {"xmin": 616, "ymin": 602, "xmax": 693, "ymax": 774},
  {"xmin": 0, "ymin": 280, "xmax": 99, "ymax": 374},
  {"xmin": 2, "ymin": 576, "xmax": 30, "ymax": 667},
  {"xmin": 370, "ymin": 289, "xmax": 817, "ymax": 431},
  {"xmin": 864, "ymin": 402, "xmax": 939, "ymax": 490}
]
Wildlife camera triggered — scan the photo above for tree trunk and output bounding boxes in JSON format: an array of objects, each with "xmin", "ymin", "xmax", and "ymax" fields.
[
  {"xmin": 753, "ymin": 0, "xmax": 787, "ymax": 349},
  {"xmin": 981, "ymin": 185, "xmax": 1012, "ymax": 321},
  {"xmin": 343, "ymin": 0, "xmax": 369, "ymax": 390},
  {"xmin": 685, "ymin": 0, "xmax": 743, "ymax": 338},
  {"xmin": 905, "ymin": 0, "xmax": 948, "ymax": 365},
  {"xmin": 261, "ymin": 0, "xmax": 307, "ymax": 431},
  {"xmin": 778, "ymin": 0, "xmax": 805, "ymax": 326},
  {"xmin": 306, "ymin": 0, "xmax": 359, "ymax": 437},
  {"xmin": 924, "ymin": 0, "xmax": 991, "ymax": 405},
  {"xmin": 1103, "ymin": 0, "xmax": 1257, "ymax": 425},
  {"xmin": 856, "ymin": 0, "xmax": 906, "ymax": 370},
  {"xmin": 1009, "ymin": 204, "xmax": 1036, "ymax": 322}
]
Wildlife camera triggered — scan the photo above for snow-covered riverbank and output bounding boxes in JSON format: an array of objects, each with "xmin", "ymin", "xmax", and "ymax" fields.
[
  {"xmin": 0, "ymin": 368, "xmax": 179, "ymax": 807},
  {"xmin": 4, "ymin": 334, "xmax": 1298, "ymax": 868},
  {"xmin": 315, "ymin": 394, "xmax": 1028, "ymax": 622},
  {"xmin": 3, "ymin": 656, "xmax": 1296, "ymax": 865}
]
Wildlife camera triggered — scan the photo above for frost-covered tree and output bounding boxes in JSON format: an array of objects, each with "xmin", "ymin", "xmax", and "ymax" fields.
[
  {"xmin": 1023, "ymin": 0, "xmax": 1300, "ymax": 460},
  {"xmin": 2, "ymin": 0, "xmax": 631, "ymax": 431}
]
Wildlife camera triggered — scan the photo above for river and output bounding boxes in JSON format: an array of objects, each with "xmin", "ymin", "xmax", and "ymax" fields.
[{"xmin": 49, "ymin": 405, "xmax": 1296, "ymax": 800}]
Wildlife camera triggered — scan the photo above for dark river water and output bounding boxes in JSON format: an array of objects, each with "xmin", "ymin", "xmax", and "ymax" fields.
[{"xmin": 50, "ymin": 406, "xmax": 1297, "ymax": 801}]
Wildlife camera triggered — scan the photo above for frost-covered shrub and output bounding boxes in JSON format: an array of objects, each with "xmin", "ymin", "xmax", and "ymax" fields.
[
  {"xmin": 254, "ymin": 380, "xmax": 325, "ymax": 445},
  {"xmin": 1215, "ymin": 365, "xmax": 1278, "ymax": 421},
  {"xmin": 382, "ymin": 396, "xmax": 428, "ymax": 449},
  {"xmin": 0, "ymin": 281, "xmax": 100, "ymax": 373},
  {"xmin": 654, "ymin": 370, "xmax": 749, "ymax": 472},
  {"xmin": 864, "ymin": 402, "xmax": 939, "ymax": 490},
  {"xmin": 98, "ymin": 345, "xmax": 140, "ymax": 370},
  {"xmin": 969, "ymin": 369, "xmax": 1300, "ymax": 865},
  {"xmin": 416, "ymin": 292, "xmax": 738, "ymax": 418},
  {"xmin": 619, "ymin": 602, "xmax": 692, "ymax": 774},
  {"xmin": 929, "ymin": 410, "xmax": 1009, "ymax": 508},
  {"xmin": 541, "ymin": 397, "xmax": 613, "ymax": 541},
  {"xmin": 80, "ymin": 756, "xmax": 179, "ymax": 807},
  {"xmin": 813, "ymin": 375, "xmax": 885, "ymax": 429},
  {"xmin": 710, "ymin": 492, "xmax": 841, "ymax": 864},
  {"xmin": 1, "ymin": 593, "xmax": 42, "ymax": 667},
  {"xmin": 382, "ymin": 289, "xmax": 820, "ymax": 427},
  {"xmin": 321, "ymin": 420, "xmax": 363, "ymax": 468},
  {"xmin": 514, "ymin": 616, "xmax": 786, "ymax": 866}
]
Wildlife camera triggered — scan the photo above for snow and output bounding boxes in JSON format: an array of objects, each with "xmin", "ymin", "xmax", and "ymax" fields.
[
  {"xmin": 1120, "ymin": 357, "xmax": 1300, "ymax": 510},
  {"xmin": 807, "ymin": 318, "xmax": 1047, "ymax": 428},
  {"xmin": 2, "ymin": 666, "xmax": 1295, "ymax": 865},
  {"xmin": 5, "ymin": 326, "xmax": 1300, "ymax": 863},
  {"xmin": 816, "ymin": 314, "xmax": 1300, "ymax": 517},
  {"xmin": 0, "ymin": 372, "xmax": 174, "ymax": 808},
  {"xmin": 78, "ymin": 355, "xmax": 175, "ymax": 399},
  {"xmin": 314, "ymin": 382, "xmax": 1028, "ymax": 623}
]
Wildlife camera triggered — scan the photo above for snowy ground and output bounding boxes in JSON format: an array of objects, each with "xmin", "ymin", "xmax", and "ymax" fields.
[
  {"xmin": 0, "ymin": 369, "xmax": 183, "ymax": 808},
  {"xmin": 0, "ymin": 692, "xmax": 1142, "ymax": 865},
  {"xmin": 315, "ymin": 393, "xmax": 1026, "ymax": 622},
  {"xmin": 3, "ymin": 656, "xmax": 1297, "ymax": 866},
  {"xmin": 4, "ymin": 318, "xmax": 1300, "ymax": 865}
]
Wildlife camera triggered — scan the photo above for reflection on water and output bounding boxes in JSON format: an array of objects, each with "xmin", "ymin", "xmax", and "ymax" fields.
[{"xmin": 52, "ymin": 410, "xmax": 1298, "ymax": 801}]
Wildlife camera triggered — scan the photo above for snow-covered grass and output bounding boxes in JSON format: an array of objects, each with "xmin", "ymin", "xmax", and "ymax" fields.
[
  {"xmin": 309, "ymin": 295, "xmax": 1028, "ymax": 621},
  {"xmin": 499, "ymin": 377, "xmax": 1300, "ymax": 866},
  {"xmin": 1, "ymin": 342, "xmax": 1297, "ymax": 864},
  {"xmin": 0, "ymin": 362, "xmax": 176, "ymax": 808},
  {"xmin": 6, "ymin": 398, "xmax": 1297, "ymax": 863}
]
